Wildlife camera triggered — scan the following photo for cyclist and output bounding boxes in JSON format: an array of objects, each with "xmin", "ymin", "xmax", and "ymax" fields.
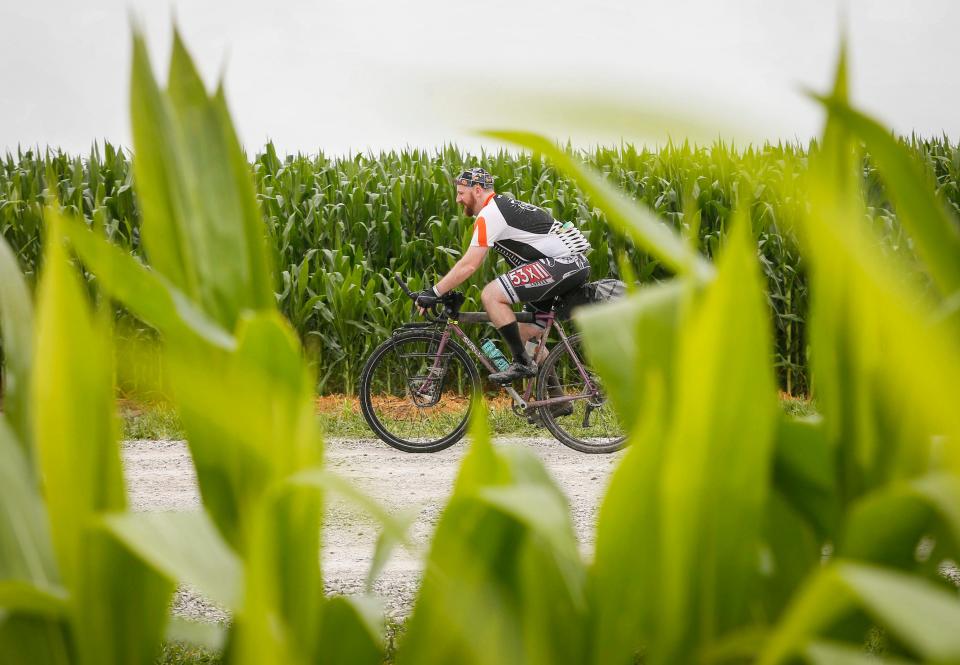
[{"xmin": 414, "ymin": 167, "xmax": 592, "ymax": 389}]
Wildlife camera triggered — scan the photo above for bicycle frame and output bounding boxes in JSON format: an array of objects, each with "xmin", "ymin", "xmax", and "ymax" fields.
[{"xmin": 416, "ymin": 311, "xmax": 601, "ymax": 411}]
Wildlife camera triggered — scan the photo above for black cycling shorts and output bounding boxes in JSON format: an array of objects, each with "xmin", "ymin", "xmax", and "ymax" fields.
[{"xmin": 496, "ymin": 255, "xmax": 591, "ymax": 323}]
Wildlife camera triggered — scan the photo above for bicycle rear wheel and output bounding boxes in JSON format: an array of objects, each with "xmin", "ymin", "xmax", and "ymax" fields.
[
  {"xmin": 536, "ymin": 333, "xmax": 627, "ymax": 453},
  {"xmin": 359, "ymin": 330, "xmax": 480, "ymax": 452}
]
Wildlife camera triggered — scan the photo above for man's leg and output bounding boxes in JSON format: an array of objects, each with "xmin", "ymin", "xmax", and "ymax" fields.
[
  {"xmin": 481, "ymin": 280, "xmax": 537, "ymax": 382},
  {"xmin": 485, "ymin": 255, "xmax": 591, "ymax": 395},
  {"xmin": 519, "ymin": 323, "xmax": 547, "ymax": 361}
]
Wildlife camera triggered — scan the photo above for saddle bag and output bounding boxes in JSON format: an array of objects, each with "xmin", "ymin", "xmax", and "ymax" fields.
[{"xmin": 555, "ymin": 278, "xmax": 627, "ymax": 320}]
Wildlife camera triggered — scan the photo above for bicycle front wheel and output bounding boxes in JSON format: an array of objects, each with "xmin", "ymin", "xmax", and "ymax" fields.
[
  {"xmin": 359, "ymin": 330, "xmax": 481, "ymax": 452},
  {"xmin": 536, "ymin": 333, "xmax": 627, "ymax": 453}
]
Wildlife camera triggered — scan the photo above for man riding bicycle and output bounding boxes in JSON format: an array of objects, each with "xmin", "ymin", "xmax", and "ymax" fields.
[{"xmin": 414, "ymin": 167, "xmax": 592, "ymax": 388}]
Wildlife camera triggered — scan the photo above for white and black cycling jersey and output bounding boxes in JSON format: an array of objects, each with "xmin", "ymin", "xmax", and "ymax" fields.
[{"xmin": 469, "ymin": 193, "xmax": 590, "ymax": 267}]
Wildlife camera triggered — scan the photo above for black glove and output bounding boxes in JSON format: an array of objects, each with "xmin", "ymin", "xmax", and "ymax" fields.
[{"xmin": 414, "ymin": 288, "xmax": 440, "ymax": 309}]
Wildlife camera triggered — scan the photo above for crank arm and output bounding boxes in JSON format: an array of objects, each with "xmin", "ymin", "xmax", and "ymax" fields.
[{"xmin": 504, "ymin": 386, "xmax": 527, "ymax": 409}]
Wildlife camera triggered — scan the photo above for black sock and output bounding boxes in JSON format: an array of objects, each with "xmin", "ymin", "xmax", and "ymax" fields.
[{"xmin": 498, "ymin": 322, "xmax": 530, "ymax": 363}]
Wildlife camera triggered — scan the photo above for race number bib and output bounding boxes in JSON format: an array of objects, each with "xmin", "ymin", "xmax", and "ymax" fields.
[{"xmin": 508, "ymin": 261, "xmax": 555, "ymax": 287}]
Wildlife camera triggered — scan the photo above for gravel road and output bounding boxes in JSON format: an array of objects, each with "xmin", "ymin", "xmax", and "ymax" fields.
[{"xmin": 122, "ymin": 437, "xmax": 625, "ymax": 623}]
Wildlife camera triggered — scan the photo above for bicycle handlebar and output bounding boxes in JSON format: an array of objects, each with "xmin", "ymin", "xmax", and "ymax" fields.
[
  {"xmin": 395, "ymin": 274, "xmax": 416, "ymax": 300},
  {"xmin": 395, "ymin": 273, "xmax": 445, "ymax": 322},
  {"xmin": 395, "ymin": 274, "xmax": 543, "ymax": 324}
]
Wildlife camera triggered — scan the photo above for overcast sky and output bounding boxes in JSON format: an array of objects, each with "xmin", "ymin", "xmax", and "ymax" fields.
[{"xmin": 2, "ymin": 0, "xmax": 958, "ymax": 157}]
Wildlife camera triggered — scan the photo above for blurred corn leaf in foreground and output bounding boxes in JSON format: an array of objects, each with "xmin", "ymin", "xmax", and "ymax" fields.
[
  {"xmin": 753, "ymin": 47, "xmax": 960, "ymax": 664},
  {"xmin": 0, "ymin": 209, "xmax": 175, "ymax": 665},
  {"xmin": 587, "ymin": 216, "xmax": 778, "ymax": 664},
  {"xmin": 130, "ymin": 31, "xmax": 274, "ymax": 331},
  {"xmin": 96, "ymin": 29, "xmax": 393, "ymax": 665},
  {"xmin": 398, "ymin": 404, "xmax": 588, "ymax": 665},
  {"xmin": 0, "ymin": 238, "xmax": 33, "ymax": 456}
]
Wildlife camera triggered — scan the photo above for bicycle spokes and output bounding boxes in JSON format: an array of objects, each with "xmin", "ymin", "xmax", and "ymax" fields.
[
  {"xmin": 537, "ymin": 333, "xmax": 626, "ymax": 452},
  {"xmin": 362, "ymin": 332, "xmax": 476, "ymax": 447},
  {"xmin": 394, "ymin": 339, "xmax": 453, "ymax": 407}
]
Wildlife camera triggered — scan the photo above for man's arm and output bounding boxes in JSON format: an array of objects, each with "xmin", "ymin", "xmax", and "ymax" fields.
[{"xmin": 433, "ymin": 245, "xmax": 489, "ymax": 295}]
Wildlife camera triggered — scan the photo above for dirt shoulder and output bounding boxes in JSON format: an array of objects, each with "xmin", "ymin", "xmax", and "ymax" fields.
[{"xmin": 122, "ymin": 436, "xmax": 624, "ymax": 622}]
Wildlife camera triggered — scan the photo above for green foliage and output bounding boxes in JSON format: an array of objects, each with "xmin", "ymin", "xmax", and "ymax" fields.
[
  {"xmin": 130, "ymin": 33, "xmax": 275, "ymax": 331},
  {"xmin": 0, "ymin": 204, "xmax": 175, "ymax": 665},
  {"xmin": 157, "ymin": 643, "xmax": 223, "ymax": 665},
  {"xmin": 2, "ymin": 28, "xmax": 959, "ymax": 665},
  {"xmin": 0, "ymin": 236, "xmax": 33, "ymax": 454},
  {"xmin": 584, "ymin": 215, "xmax": 779, "ymax": 663},
  {"xmin": 399, "ymin": 405, "xmax": 588, "ymax": 665},
  {"xmin": 459, "ymin": 41, "xmax": 960, "ymax": 665},
  {"xmin": 121, "ymin": 402, "xmax": 185, "ymax": 440}
]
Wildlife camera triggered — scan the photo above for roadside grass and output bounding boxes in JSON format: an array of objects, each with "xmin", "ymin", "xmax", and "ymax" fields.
[
  {"xmin": 779, "ymin": 391, "xmax": 817, "ymax": 417},
  {"xmin": 120, "ymin": 400, "xmax": 185, "ymax": 440},
  {"xmin": 157, "ymin": 617, "xmax": 405, "ymax": 664},
  {"xmin": 123, "ymin": 393, "xmax": 816, "ymax": 441},
  {"xmin": 157, "ymin": 643, "xmax": 222, "ymax": 665}
]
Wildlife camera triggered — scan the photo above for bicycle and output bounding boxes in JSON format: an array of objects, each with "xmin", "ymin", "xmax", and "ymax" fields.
[{"xmin": 358, "ymin": 275, "xmax": 627, "ymax": 453}]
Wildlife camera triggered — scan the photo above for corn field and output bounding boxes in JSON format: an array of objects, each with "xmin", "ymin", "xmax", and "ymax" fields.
[{"xmin": 3, "ymin": 132, "xmax": 960, "ymax": 394}]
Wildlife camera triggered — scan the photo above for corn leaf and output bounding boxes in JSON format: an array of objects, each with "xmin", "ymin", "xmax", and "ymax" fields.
[
  {"xmin": 574, "ymin": 280, "xmax": 689, "ymax": 431},
  {"xmin": 73, "ymin": 523, "xmax": 174, "ymax": 665},
  {"xmin": 165, "ymin": 617, "xmax": 228, "ymax": 652},
  {"xmin": 0, "ymin": 581, "xmax": 66, "ymax": 617},
  {"xmin": 232, "ymin": 487, "xmax": 324, "ymax": 665},
  {"xmin": 591, "ymin": 217, "xmax": 778, "ymax": 664},
  {"xmin": 818, "ymin": 97, "xmax": 960, "ymax": 300},
  {"xmin": 805, "ymin": 640, "xmax": 916, "ymax": 665},
  {"xmin": 759, "ymin": 491, "xmax": 822, "ymax": 623},
  {"xmin": 167, "ymin": 311, "xmax": 321, "ymax": 548},
  {"xmin": 31, "ymin": 209, "xmax": 174, "ymax": 665},
  {"xmin": 130, "ymin": 31, "xmax": 273, "ymax": 331},
  {"xmin": 398, "ymin": 406, "xmax": 587, "ymax": 665},
  {"xmin": 761, "ymin": 562, "xmax": 960, "ymax": 664},
  {"xmin": 0, "ymin": 614, "xmax": 71, "ymax": 665},
  {"xmin": 102, "ymin": 511, "xmax": 242, "ymax": 610},
  {"xmin": 840, "ymin": 472, "xmax": 960, "ymax": 568},
  {"xmin": 804, "ymin": 120, "xmax": 960, "ymax": 493},
  {"xmin": 589, "ymin": 390, "xmax": 668, "ymax": 665},
  {"xmin": 772, "ymin": 415, "xmax": 838, "ymax": 539},
  {"xmin": 314, "ymin": 595, "xmax": 385, "ymax": 665},
  {"xmin": 61, "ymin": 216, "xmax": 234, "ymax": 351},
  {"xmin": 31, "ymin": 209, "xmax": 125, "ymax": 589},
  {"xmin": 0, "ymin": 236, "xmax": 34, "ymax": 454},
  {"xmin": 0, "ymin": 420, "xmax": 58, "ymax": 593},
  {"xmin": 658, "ymin": 217, "xmax": 778, "ymax": 659}
]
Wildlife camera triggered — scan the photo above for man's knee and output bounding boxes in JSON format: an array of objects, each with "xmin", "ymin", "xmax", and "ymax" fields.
[{"xmin": 481, "ymin": 281, "xmax": 508, "ymax": 307}]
